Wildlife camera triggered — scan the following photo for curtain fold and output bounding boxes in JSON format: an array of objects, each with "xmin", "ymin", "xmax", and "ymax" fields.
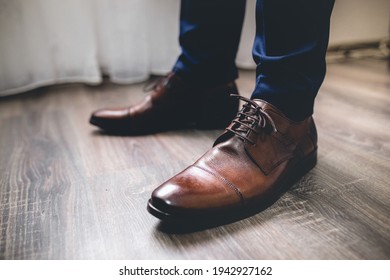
[{"xmin": 0, "ymin": 0, "xmax": 256, "ymax": 96}]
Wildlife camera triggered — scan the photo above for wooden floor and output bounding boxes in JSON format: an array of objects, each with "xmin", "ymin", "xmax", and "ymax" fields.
[{"xmin": 0, "ymin": 58, "xmax": 389, "ymax": 259}]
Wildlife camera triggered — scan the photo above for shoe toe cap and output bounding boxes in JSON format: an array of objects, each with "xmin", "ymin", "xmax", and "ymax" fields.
[
  {"xmin": 150, "ymin": 166, "xmax": 243, "ymax": 218},
  {"xmin": 91, "ymin": 107, "xmax": 129, "ymax": 120},
  {"xmin": 90, "ymin": 108, "xmax": 130, "ymax": 129}
]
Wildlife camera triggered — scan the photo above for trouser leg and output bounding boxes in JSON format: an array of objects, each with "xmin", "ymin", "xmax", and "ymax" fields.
[
  {"xmin": 173, "ymin": 0, "xmax": 247, "ymax": 88},
  {"xmin": 251, "ymin": 0, "xmax": 335, "ymax": 120}
]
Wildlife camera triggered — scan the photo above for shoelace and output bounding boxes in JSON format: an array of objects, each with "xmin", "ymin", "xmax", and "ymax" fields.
[{"xmin": 227, "ymin": 95, "xmax": 277, "ymax": 145}]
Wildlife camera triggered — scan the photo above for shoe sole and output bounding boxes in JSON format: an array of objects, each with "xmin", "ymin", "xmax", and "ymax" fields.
[
  {"xmin": 89, "ymin": 102, "xmax": 239, "ymax": 135},
  {"xmin": 89, "ymin": 91, "xmax": 240, "ymax": 135},
  {"xmin": 90, "ymin": 115, "xmax": 236, "ymax": 135},
  {"xmin": 147, "ymin": 149, "xmax": 318, "ymax": 224}
]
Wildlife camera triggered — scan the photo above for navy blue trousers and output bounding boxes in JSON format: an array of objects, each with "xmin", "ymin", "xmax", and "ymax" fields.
[{"xmin": 173, "ymin": 0, "xmax": 335, "ymax": 120}]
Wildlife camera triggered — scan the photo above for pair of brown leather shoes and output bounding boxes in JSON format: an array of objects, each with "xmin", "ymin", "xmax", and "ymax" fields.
[{"xmin": 90, "ymin": 73, "xmax": 317, "ymax": 223}]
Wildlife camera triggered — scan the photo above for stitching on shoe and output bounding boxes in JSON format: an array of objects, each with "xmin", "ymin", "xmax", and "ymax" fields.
[{"xmin": 193, "ymin": 165, "xmax": 245, "ymax": 207}]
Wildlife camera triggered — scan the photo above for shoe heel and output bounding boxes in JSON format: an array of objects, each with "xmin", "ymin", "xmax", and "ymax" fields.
[{"xmin": 290, "ymin": 149, "xmax": 317, "ymax": 184}]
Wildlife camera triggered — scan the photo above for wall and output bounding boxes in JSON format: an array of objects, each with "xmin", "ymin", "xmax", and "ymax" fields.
[{"xmin": 329, "ymin": 0, "xmax": 389, "ymax": 45}]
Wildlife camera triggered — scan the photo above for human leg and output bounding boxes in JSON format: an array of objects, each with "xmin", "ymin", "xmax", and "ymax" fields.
[
  {"xmin": 251, "ymin": 0, "xmax": 335, "ymax": 120},
  {"xmin": 173, "ymin": 0, "xmax": 246, "ymax": 88},
  {"xmin": 89, "ymin": 0, "xmax": 246, "ymax": 134},
  {"xmin": 147, "ymin": 0, "xmax": 335, "ymax": 223}
]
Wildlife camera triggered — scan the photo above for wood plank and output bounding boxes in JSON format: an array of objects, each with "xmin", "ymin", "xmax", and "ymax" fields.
[{"xmin": 0, "ymin": 58, "xmax": 389, "ymax": 259}]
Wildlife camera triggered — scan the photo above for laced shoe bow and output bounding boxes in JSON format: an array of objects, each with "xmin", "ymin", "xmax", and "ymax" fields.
[{"xmin": 226, "ymin": 95, "xmax": 277, "ymax": 145}]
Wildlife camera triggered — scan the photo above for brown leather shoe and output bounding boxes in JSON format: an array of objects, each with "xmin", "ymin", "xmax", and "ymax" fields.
[
  {"xmin": 147, "ymin": 95, "xmax": 318, "ymax": 222},
  {"xmin": 89, "ymin": 73, "xmax": 239, "ymax": 134}
]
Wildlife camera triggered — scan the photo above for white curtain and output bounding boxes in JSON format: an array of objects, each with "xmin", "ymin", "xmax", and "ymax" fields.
[{"xmin": 0, "ymin": 0, "xmax": 256, "ymax": 96}]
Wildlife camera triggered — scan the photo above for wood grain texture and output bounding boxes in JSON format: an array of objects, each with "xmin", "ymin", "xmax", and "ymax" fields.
[{"xmin": 0, "ymin": 58, "xmax": 389, "ymax": 259}]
